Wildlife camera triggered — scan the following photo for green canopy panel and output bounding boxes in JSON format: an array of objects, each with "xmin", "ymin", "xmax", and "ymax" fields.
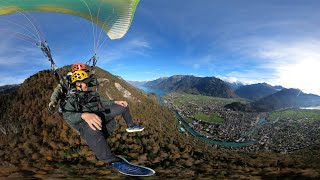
[{"xmin": 0, "ymin": 0, "xmax": 140, "ymax": 40}]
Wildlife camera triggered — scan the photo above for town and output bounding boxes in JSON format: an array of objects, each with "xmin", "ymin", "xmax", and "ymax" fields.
[{"xmin": 163, "ymin": 93, "xmax": 320, "ymax": 153}]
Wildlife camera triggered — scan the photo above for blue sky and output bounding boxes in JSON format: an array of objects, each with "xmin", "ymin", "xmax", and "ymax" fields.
[{"xmin": 0, "ymin": 0, "xmax": 320, "ymax": 95}]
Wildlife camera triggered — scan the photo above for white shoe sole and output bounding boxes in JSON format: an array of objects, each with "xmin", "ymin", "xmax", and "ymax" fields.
[{"xmin": 126, "ymin": 128, "xmax": 144, "ymax": 133}]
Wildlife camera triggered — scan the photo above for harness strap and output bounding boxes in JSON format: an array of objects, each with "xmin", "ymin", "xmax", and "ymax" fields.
[
  {"xmin": 37, "ymin": 41, "xmax": 69, "ymax": 92},
  {"xmin": 62, "ymin": 91, "xmax": 110, "ymax": 114},
  {"xmin": 85, "ymin": 54, "xmax": 105, "ymax": 112}
]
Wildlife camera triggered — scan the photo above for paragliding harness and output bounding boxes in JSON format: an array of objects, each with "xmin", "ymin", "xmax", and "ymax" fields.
[
  {"xmin": 85, "ymin": 54, "xmax": 99, "ymax": 93},
  {"xmin": 38, "ymin": 42, "xmax": 110, "ymax": 115},
  {"xmin": 85, "ymin": 54, "xmax": 111, "ymax": 114},
  {"xmin": 37, "ymin": 41, "xmax": 72, "ymax": 113},
  {"xmin": 63, "ymin": 54, "xmax": 111, "ymax": 115}
]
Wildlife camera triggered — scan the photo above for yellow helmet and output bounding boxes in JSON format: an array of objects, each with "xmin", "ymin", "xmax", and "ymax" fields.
[{"xmin": 71, "ymin": 70, "xmax": 89, "ymax": 83}]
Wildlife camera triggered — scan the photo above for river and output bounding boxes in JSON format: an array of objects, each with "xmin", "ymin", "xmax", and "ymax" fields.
[{"xmin": 136, "ymin": 86, "xmax": 256, "ymax": 147}]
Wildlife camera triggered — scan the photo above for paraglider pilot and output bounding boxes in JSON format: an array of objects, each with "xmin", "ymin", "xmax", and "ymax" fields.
[{"xmin": 62, "ymin": 70, "xmax": 146, "ymax": 175}]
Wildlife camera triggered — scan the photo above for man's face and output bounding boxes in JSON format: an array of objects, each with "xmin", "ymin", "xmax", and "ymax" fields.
[{"xmin": 76, "ymin": 81, "xmax": 88, "ymax": 91}]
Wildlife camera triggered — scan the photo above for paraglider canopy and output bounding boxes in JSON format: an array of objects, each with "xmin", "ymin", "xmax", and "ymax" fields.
[{"xmin": 0, "ymin": 0, "xmax": 140, "ymax": 40}]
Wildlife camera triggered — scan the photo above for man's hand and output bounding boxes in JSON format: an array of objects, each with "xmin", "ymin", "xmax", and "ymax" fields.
[
  {"xmin": 81, "ymin": 113, "xmax": 102, "ymax": 130},
  {"xmin": 115, "ymin": 101, "xmax": 128, "ymax": 107},
  {"xmin": 48, "ymin": 101, "xmax": 56, "ymax": 111}
]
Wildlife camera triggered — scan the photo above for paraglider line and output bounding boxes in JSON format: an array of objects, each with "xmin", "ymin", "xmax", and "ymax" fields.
[
  {"xmin": 0, "ymin": 1, "xmax": 43, "ymax": 44},
  {"xmin": 96, "ymin": 16, "xmax": 111, "ymax": 53},
  {"xmin": 94, "ymin": 5, "xmax": 102, "ymax": 54},
  {"xmin": 96, "ymin": 34, "xmax": 109, "ymax": 53},
  {"xmin": 0, "ymin": 19, "xmax": 40, "ymax": 43},
  {"xmin": 25, "ymin": 12, "xmax": 47, "ymax": 43},
  {"xmin": 0, "ymin": 28, "xmax": 37, "ymax": 44},
  {"xmin": 16, "ymin": 11, "xmax": 42, "ymax": 43},
  {"xmin": 81, "ymin": 0, "xmax": 97, "ymax": 54},
  {"xmin": 12, "ymin": 32, "xmax": 38, "ymax": 44}
]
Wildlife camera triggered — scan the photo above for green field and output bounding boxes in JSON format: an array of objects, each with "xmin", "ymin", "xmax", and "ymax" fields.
[
  {"xmin": 269, "ymin": 108, "xmax": 320, "ymax": 123},
  {"xmin": 194, "ymin": 112, "xmax": 224, "ymax": 123},
  {"xmin": 163, "ymin": 92, "xmax": 247, "ymax": 106},
  {"xmin": 163, "ymin": 93, "xmax": 245, "ymax": 123}
]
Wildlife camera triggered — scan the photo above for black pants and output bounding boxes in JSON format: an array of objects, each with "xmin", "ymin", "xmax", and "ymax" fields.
[
  {"xmin": 77, "ymin": 104, "xmax": 134, "ymax": 164},
  {"xmin": 104, "ymin": 104, "xmax": 134, "ymax": 129}
]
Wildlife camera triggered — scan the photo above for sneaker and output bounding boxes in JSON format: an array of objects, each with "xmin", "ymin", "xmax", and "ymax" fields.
[
  {"xmin": 111, "ymin": 157, "xmax": 155, "ymax": 176},
  {"xmin": 126, "ymin": 124, "xmax": 144, "ymax": 132}
]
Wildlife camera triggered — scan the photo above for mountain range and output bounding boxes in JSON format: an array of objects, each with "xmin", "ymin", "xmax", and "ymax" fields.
[
  {"xmin": 235, "ymin": 83, "xmax": 281, "ymax": 101},
  {"xmin": 145, "ymin": 75, "xmax": 236, "ymax": 98},
  {"xmin": 126, "ymin": 80, "xmax": 148, "ymax": 87},
  {"xmin": 252, "ymin": 88, "xmax": 320, "ymax": 111},
  {"xmin": 225, "ymin": 81, "xmax": 245, "ymax": 90},
  {"xmin": 142, "ymin": 75, "xmax": 319, "ymax": 111},
  {"xmin": 0, "ymin": 84, "xmax": 20, "ymax": 95}
]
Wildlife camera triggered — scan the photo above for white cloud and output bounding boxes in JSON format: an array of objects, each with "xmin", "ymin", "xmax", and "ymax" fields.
[
  {"xmin": 0, "ymin": 34, "xmax": 49, "ymax": 85},
  {"xmin": 217, "ymin": 76, "xmax": 240, "ymax": 83},
  {"xmin": 182, "ymin": 54, "xmax": 218, "ymax": 70},
  {"xmin": 98, "ymin": 38, "xmax": 151, "ymax": 63},
  {"xmin": 229, "ymin": 38, "xmax": 320, "ymax": 95},
  {"xmin": 0, "ymin": 34, "xmax": 46, "ymax": 65},
  {"xmin": 224, "ymin": 71, "xmax": 272, "ymax": 85}
]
